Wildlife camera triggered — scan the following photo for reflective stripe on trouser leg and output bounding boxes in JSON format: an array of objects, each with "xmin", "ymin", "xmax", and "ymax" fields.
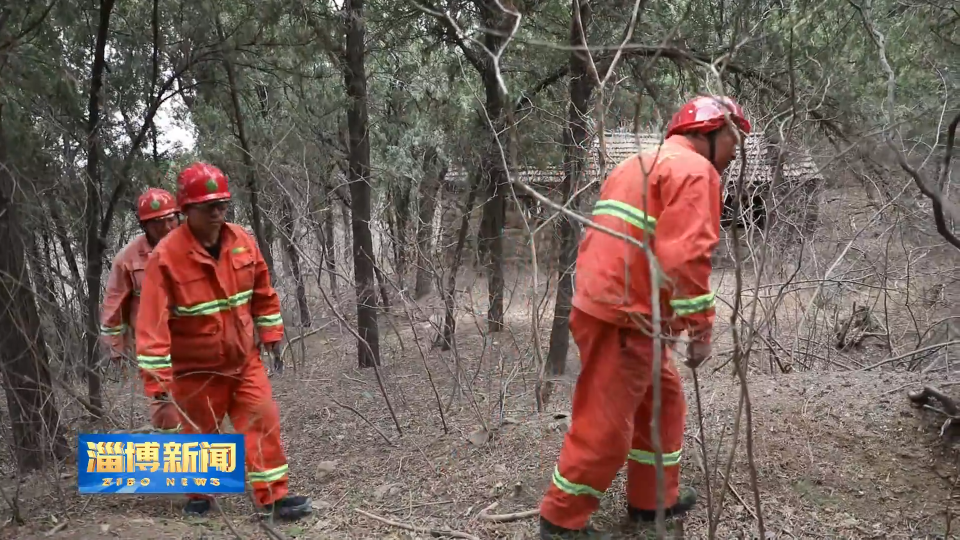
[
  {"xmin": 626, "ymin": 347, "xmax": 687, "ymax": 510},
  {"xmin": 551, "ymin": 465, "xmax": 605, "ymax": 498},
  {"xmin": 231, "ymin": 355, "xmax": 290, "ymax": 507},
  {"xmin": 539, "ymin": 308, "xmax": 653, "ymax": 530}
]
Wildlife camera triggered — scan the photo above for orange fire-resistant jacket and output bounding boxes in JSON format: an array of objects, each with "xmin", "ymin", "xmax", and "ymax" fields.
[
  {"xmin": 100, "ymin": 235, "xmax": 168, "ymax": 395},
  {"xmin": 135, "ymin": 223, "xmax": 284, "ymax": 397},
  {"xmin": 572, "ymin": 135, "xmax": 720, "ymax": 344}
]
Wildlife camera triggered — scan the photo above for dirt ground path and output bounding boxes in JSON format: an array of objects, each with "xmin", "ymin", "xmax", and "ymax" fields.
[{"xmin": 2, "ymin": 324, "xmax": 957, "ymax": 539}]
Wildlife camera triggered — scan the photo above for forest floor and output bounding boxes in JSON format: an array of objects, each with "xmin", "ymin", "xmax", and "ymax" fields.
[
  {"xmin": 3, "ymin": 184, "xmax": 959, "ymax": 539},
  {"xmin": 2, "ymin": 303, "xmax": 959, "ymax": 540}
]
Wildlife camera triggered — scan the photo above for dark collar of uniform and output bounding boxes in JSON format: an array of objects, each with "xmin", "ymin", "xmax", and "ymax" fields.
[{"xmin": 182, "ymin": 223, "xmax": 244, "ymax": 264}]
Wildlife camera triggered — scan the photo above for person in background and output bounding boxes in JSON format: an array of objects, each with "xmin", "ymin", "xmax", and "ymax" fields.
[
  {"xmin": 538, "ymin": 96, "xmax": 751, "ymax": 539},
  {"xmin": 100, "ymin": 187, "xmax": 181, "ymax": 433},
  {"xmin": 135, "ymin": 162, "xmax": 311, "ymax": 520}
]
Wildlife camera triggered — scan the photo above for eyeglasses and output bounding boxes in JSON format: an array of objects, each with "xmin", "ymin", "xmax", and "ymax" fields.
[
  {"xmin": 145, "ymin": 214, "xmax": 180, "ymax": 226},
  {"xmin": 192, "ymin": 201, "xmax": 230, "ymax": 215}
]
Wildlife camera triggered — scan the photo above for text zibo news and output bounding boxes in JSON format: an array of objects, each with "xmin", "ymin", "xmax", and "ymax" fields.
[{"xmin": 78, "ymin": 433, "xmax": 246, "ymax": 495}]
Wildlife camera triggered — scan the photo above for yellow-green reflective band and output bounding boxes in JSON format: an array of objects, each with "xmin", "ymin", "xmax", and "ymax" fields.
[
  {"xmin": 551, "ymin": 466, "xmax": 604, "ymax": 498},
  {"xmin": 627, "ymin": 448, "xmax": 682, "ymax": 467},
  {"xmin": 670, "ymin": 292, "xmax": 716, "ymax": 316},
  {"xmin": 592, "ymin": 200, "xmax": 657, "ymax": 232},
  {"xmin": 174, "ymin": 290, "xmax": 253, "ymax": 317},
  {"xmin": 138, "ymin": 354, "xmax": 172, "ymax": 370},
  {"xmin": 255, "ymin": 313, "xmax": 283, "ymax": 327},
  {"xmin": 100, "ymin": 324, "xmax": 126, "ymax": 336},
  {"xmin": 247, "ymin": 464, "xmax": 288, "ymax": 484},
  {"xmin": 154, "ymin": 426, "xmax": 181, "ymax": 434}
]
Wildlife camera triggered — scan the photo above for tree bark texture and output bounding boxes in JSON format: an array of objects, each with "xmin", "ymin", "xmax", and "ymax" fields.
[
  {"xmin": 388, "ymin": 176, "xmax": 412, "ymax": 291},
  {"xmin": 542, "ymin": 0, "xmax": 596, "ymax": 406},
  {"xmin": 311, "ymin": 179, "xmax": 338, "ymax": 297},
  {"xmin": 82, "ymin": 0, "xmax": 116, "ymax": 418},
  {"xmin": 280, "ymin": 192, "xmax": 311, "ymax": 327},
  {"xmin": 436, "ymin": 171, "xmax": 482, "ymax": 350},
  {"xmin": 0, "ymin": 104, "xmax": 69, "ymax": 472},
  {"xmin": 476, "ymin": 0, "xmax": 512, "ymax": 333},
  {"xmin": 217, "ymin": 16, "xmax": 276, "ymax": 276},
  {"xmin": 414, "ymin": 146, "xmax": 446, "ymax": 299},
  {"xmin": 344, "ymin": 0, "xmax": 381, "ymax": 368}
]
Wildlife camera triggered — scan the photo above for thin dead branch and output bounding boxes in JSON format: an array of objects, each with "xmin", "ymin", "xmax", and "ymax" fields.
[
  {"xmin": 476, "ymin": 501, "xmax": 538, "ymax": 522},
  {"xmin": 330, "ymin": 398, "xmax": 398, "ymax": 447},
  {"xmin": 355, "ymin": 508, "xmax": 480, "ymax": 540}
]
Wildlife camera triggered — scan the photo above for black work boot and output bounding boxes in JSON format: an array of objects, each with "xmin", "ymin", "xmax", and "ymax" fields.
[
  {"xmin": 260, "ymin": 495, "xmax": 313, "ymax": 520},
  {"xmin": 183, "ymin": 498, "xmax": 211, "ymax": 517},
  {"xmin": 627, "ymin": 486, "xmax": 698, "ymax": 522},
  {"xmin": 539, "ymin": 516, "xmax": 613, "ymax": 539}
]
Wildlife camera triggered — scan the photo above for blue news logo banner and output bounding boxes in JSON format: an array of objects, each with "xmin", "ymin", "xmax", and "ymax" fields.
[{"xmin": 78, "ymin": 433, "xmax": 245, "ymax": 495}]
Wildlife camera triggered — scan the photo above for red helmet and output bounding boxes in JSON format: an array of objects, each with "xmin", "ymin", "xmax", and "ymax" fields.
[
  {"xmin": 667, "ymin": 96, "xmax": 752, "ymax": 137},
  {"xmin": 176, "ymin": 162, "xmax": 231, "ymax": 208},
  {"xmin": 137, "ymin": 188, "xmax": 179, "ymax": 221}
]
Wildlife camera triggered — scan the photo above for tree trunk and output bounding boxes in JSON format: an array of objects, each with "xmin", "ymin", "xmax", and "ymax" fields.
[
  {"xmin": 475, "ymin": 1, "xmax": 512, "ymax": 333},
  {"xmin": 323, "ymin": 202, "xmax": 337, "ymax": 293},
  {"xmin": 0, "ymin": 104, "xmax": 69, "ymax": 472},
  {"xmin": 339, "ymin": 199, "xmax": 352, "ymax": 257},
  {"xmin": 311, "ymin": 179, "xmax": 338, "ymax": 297},
  {"xmin": 542, "ymin": 0, "xmax": 596, "ymax": 408},
  {"xmin": 436, "ymin": 171, "xmax": 482, "ymax": 350},
  {"xmin": 388, "ymin": 177, "xmax": 412, "ymax": 290},
  {"xmin": 373, "ymin": 262, "xmax": 391, "ymax": 311},
  {"xmin": 82, "ymin": 0, "xmax": 116, "ymax": 418},
  {"xmin": 216, "ymin": 16, "xmax": 275, "ymax": 275},
  {"xmin": 27, "ymin": 231, "xmax": 66, "ymax": 357},
  {"xmin": 48, "ymin": 201, "xmax": 81, "ymax": 293},
  {"xmin": 280, "ymin": 192, "xmax": 311, "ymax": 327},
  {"xmin": 344, "ymin": 0, "xmax": 380, "ymax": 368},
  {"xmin": 33, "ymin": 230, "xmax": 67, "ymax": 370},
  {"xmin": 414, "ymin": 147, "xmax": 446, "ymax": 299}
]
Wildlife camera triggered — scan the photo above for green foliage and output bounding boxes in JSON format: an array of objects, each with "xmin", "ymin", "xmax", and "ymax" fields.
[{"xmin": 0, "ymin": 0, "xmax": 955, "ymax": 242}]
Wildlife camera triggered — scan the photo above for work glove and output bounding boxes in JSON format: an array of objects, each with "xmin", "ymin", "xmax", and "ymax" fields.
[
  {"xmin": 684, "ymin": 339, "xmax": 712, "ymax": 370},
  {"xmin": 263, "ymin": 342, "xmax": 284, "ymax": 376},
  {"xmin": 149, "ymin": 394, "xmax": 180, "ymax": 432}
]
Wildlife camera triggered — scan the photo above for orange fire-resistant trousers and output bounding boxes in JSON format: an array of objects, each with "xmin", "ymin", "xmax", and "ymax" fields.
[
  {"xmin": 540, "ymin": 308, "xmax": 687, "ymax": 530},
  {"xmin": 170, "ymin": 355, "xmax": 289, "ymax": 507}
]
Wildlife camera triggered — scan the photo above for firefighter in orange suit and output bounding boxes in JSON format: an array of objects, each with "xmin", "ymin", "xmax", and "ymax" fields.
[
  {"xmin": 100, "ymin": 188, "xmax": 181, "ymax": 433},
  {"xmin": 539, "ymin": 96, "xmax": 751, "ymax": 539},
  {"xmin": 135, "ymin": 162, "xmax": 312, "ymax": 520}
]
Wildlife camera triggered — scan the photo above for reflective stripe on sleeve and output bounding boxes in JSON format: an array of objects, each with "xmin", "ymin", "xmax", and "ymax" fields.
[
  {"xmin": 670, "ymin": 292, "xmax": 716, "ymax": 316},
  {"xmin": 592, "ymin": 199, "xmax": 657, "ymax": 232},
  {"xmin": 254, "ymin": 313, "xmax": 283, "ymax": 328}
]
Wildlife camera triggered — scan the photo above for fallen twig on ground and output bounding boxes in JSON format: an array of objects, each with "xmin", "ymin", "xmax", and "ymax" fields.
[
  {"xmin": 861, "ymin": 340, "xmax": 960, "ymax": 371},
  {"xmin": 330, "ymin": 398, "xmax": 397, "ymax": 447},
  {"xmin": 212, "ymin": 498, "xmax": 245, "ymax": 540},
  {"xmin": 43, "ymin": 520, "xmax": 67, "ymax": 537},
  {"xmin": 477, "ymin": 501, "xmax": 538, "ymax": 522},
  {"xmin": 355, "ymin": 508, "xmax": 480, "ymax": 540},
  {"xmin": 258, "ymin": 519, "xmax": 289, "ymax": 540}
]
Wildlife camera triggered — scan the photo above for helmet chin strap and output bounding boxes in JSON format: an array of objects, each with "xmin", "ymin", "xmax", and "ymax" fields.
[{"xmin": 706, "ymin": 130, "xmax": 719, "ymax": 170}]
